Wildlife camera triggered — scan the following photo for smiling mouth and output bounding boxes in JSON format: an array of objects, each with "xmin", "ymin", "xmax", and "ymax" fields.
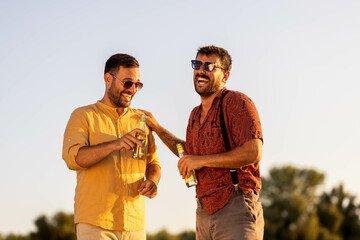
[
  {"xmin": 196, "ymin": 73, "xmax": 210, "ymax": 84},
  {"xmin": 197, "ymin": 79, "xmax": 208, "ymax": 84},
  {"xmin": 196, "ymin": 75, "xmax": 210, "ymax": 85},
  {"xmin": 121, "ymin": 92, "xmax": 133, "ymax": 101}
]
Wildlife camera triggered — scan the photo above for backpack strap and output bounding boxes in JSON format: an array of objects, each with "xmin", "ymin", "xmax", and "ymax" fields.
[{"xmin": 219, "ymin": 90, "xmax": 239, "ymax": 187}]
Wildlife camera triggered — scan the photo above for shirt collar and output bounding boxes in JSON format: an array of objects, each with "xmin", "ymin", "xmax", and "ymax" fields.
[
  {"xmin": 196, "ymin": 87, "xmax": 229, "ymax": 113},
  {"xmin": 96, "ymin": 100, "xmax": 129, "ymax": 117},
  {"xmin": 214, "ymin": 87, "xmax": 229, "ymax": 100}
]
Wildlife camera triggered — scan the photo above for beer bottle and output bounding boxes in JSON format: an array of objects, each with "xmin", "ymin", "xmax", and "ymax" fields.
[
  {"xmin": 132, "ymin": 114, "xmax": 146, "ymax": 159},
  {"xmin": 176, "ymin": 143, "xmax": 197, "ymax": 187}
]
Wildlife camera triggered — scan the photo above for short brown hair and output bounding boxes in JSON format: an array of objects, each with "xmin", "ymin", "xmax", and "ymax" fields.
[
  {"xmin": 196, "ymin": 45, "xmax": 232, "ymax": 72},
  {"xmin": 104, "ymin": 53, "xmax": 139, "ymax": 74}
]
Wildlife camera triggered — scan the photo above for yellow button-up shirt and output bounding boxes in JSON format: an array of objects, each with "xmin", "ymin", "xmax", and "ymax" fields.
[{"xmin": 62, "ymin": 101, "xmax": 160, "ymax": 231}]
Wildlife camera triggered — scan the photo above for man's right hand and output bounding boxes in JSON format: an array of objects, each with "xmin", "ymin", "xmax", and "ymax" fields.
[
  {"xmin": 137, "ymin": 109, "xmax": 160, "ymax": 132},
  {"xmin": 113, "ymin": 128, "xmax": 146, "ymax": 151},
  {"xmin": 75, "ymin": 128, "xmax": 146, "ymax": 168}
]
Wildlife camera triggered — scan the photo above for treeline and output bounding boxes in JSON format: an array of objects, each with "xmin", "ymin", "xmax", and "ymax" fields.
[
  {"xmin": 0, "ymin": 213, "xmax": 194, "ymax": 240},
  {"xmin": 1, "ymin": 165, "xmax": 360, "ymax": 240},
  {"xmin": 147, "ymin": 229, "xmax": 195, "ymax": 240},
  {"xmin": 262, "ymin": 166, "xmax": 360, "ymax": 240}
]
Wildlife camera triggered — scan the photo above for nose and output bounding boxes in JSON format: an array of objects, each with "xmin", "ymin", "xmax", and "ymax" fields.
[
  {"xmin": 128, "ymin": 83, "xmax": 137, "ymax": 93},
  {"xmin": 196, "ymin": 64, "xmax": 206, "ymax": 73}
]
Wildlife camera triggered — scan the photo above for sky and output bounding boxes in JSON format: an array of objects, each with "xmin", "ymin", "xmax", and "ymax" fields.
[{"xmin": 0, "ymin": 0, "xmax": 359, "ymax": 235}]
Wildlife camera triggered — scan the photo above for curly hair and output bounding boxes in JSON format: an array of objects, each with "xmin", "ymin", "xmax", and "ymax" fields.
[{"xmin": 196, "ymin": 45, "xmax": 232, "ymax": 72}]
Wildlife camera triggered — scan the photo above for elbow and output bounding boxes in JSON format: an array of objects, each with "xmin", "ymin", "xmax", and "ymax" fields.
[
  {"xmin": 62, "ymin": 153, "xmax": 85, "ymax": 170},
  {"xmin": 251, "ymin": 140, "xmax": 262, "ymax": 164},
  {"xmin": 253, "ymin": 148, "xmax": 262, "ymax": 164},
  {"xmin": 63, "ymin": 145, "xmax": 86, "ymax": 170},
  {"xmin": 74, "ymin": 157, "xmax": 89, "ymax": 169},
  {"xmin": 68, "ymin": 164, "xmax": 82, "ymax": 171},
  {"xmin": 63, "ymin": 158, "xmax": 83, "ymax": 171}
]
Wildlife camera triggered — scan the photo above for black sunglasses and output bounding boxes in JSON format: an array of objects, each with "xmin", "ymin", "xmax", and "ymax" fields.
[
  {"xmin": 191, "ymin": 60, "xmax": 225, "ymax": 72},
  {"xmin": 111, "ymin": 74, "xmax": 143, "ymax": 90}
]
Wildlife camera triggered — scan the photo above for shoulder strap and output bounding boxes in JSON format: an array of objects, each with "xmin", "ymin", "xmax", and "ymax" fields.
[
  {"xmin": 219, "ymin": 90, "xmax": 239, "ymax": 186},
  {"xmin": 219, "ymin": 90, "xmax": 231, "ymax": 151}
]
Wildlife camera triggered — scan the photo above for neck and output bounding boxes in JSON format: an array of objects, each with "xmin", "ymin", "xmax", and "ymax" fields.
[
  {"xmin": 100, "ymin": 96, "xmax": 125, "ymax": 115},
  {"xmin": 200, "ymin": 88, "xmax": 223, "ymax": 112}
]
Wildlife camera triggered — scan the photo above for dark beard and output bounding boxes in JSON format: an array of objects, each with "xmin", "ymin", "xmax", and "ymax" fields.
[
  {"xmin": 195, "ymin": 86, "xmax": 216, "ymax": 97},
  {"xmin": 108, "ymin": 80, "xmax": 132, "ymax": 108},
  {"xmin": 194, "ymin": 74, "xmax": 221, "ymax": 97}
]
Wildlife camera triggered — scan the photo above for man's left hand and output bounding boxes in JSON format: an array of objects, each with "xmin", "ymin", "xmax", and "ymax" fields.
[
  {"xmin": 138, "ymin": 179, "xmax": 158, "ymax": 199},
  {"xmin": 178, "ymin": 155, "xmax": 202, "ymax": 179}
]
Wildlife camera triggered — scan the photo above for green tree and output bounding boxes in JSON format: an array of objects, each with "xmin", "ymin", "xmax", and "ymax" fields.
[
  {"xmin": 52, "ymin": 212, "xmax": 76, "ymax": 240},
  {"xmin": 317, "ymin": 184, "xmax": 360, "ymax": 240},
  {"xmin": 147, "ymin": 229, "xmax": 195, "ymax": 240},
  {"xmin": 1, "ymin": 234, "xmax": 30, "ymax": 240},
  {"xmin": 177, "ymin": 230, "xmax": 195, "ymax": 240},
  {"xmin": 147, "ymin": 229, "xmax": 177, "ymax": 240},
  {"xmin": 262, "ymin": 165, "xmax": 360, "ymax": 240},
  {"xmin": 30, "ymin": 211, "xmax": 75, "ymax": 240},
  {"xmin": 261, "ymin": 165, "xmax": 325, "ymax": 240},
  {"xmin": 0, "ymin": 212, "xmax": 75, "ymax": 240}
]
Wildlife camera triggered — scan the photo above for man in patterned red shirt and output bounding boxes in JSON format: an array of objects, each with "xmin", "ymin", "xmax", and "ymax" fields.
[{"xmin": 142, "ymin": 45, "xmax": 264, "ymax": 240}]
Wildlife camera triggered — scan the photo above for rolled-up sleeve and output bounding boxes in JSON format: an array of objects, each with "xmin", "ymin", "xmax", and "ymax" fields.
[{"xmin": 62, "ymin": 109, "xmax": 89, "ymax": 170}]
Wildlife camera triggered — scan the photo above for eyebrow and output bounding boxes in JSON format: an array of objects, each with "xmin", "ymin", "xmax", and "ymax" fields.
[{"xmin": 122, "ymin": 77, "xmax": 140, "ymax": 82}]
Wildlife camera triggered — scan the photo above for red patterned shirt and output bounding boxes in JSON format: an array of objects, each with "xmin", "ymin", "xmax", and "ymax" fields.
[{"xmin": 185, "ymin": 88, "xmax": 263, "ymax": 215}]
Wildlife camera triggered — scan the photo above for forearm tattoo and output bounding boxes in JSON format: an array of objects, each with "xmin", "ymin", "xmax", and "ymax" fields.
[{"xmin": 158, "ymin": 128, "xmax": 185, "ymax": 157}]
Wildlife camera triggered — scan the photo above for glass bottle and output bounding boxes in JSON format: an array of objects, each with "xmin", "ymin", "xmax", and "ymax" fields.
[
  {"xmin": 176, "ymin": 143, "xmax": 197, "ymax": 187},
  {"xmin": 132, "ymin": 114, "xmax": 146, "ymax": 159}
]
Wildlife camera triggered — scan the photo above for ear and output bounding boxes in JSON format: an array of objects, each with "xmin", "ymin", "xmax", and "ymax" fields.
[
  {"xmin": 222, "ymin": 71, "xmax": 230, "ymax": 84},
  {"xmin": 104, "ymin": 72, "xmax": 113, "ymax": 87}
]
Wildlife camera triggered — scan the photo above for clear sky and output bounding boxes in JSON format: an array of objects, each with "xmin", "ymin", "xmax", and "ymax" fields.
[{"xmin": 0, "ymin": 0, "xmax": 359, "ymax": 235}]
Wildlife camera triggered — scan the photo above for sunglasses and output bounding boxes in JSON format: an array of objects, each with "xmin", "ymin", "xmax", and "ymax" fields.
[
  {"xmin": 111, "ymin": 74, "xmax": 143, "ymax": 90},
  {"xmin": 191, "ymin": 60, "xmax": 225, "ymax": 72}
]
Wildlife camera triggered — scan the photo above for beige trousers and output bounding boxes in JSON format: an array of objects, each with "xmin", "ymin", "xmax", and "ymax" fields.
[{"xmin": 76, "ymin": 223, "xmax": 146, "ymax": 240}]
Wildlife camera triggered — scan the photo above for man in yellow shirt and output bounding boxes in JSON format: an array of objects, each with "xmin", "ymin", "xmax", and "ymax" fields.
[{"xmin": 62, "ymin": 53, "xmax": 161, "ymax": 240}]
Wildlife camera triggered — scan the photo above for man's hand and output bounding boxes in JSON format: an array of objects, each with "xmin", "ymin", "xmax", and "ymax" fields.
[
  {"xmin": 137, "ymin": 109, "xmax": 185, "ymax": 157},
  {"xmin": 113, "ymin": 128, "xmax": 145, "ymax": 151},
  {"xmin": 177, "ymin": 139, "xmax": 263, "ymax": 177},
  {"xmin": 75, "ymin": 128, "xmax": 146, "ymax": 168},
  {"xmin": 137, "ymin": 109, "xmax": 159, "ymax": 132},
  {"xmin": 138, "ymin": 179, "xmax": 158, "ymax": 199},
  {"xmin": 178, "ymin": 155, "xmax": 203, "ymax": 179}
]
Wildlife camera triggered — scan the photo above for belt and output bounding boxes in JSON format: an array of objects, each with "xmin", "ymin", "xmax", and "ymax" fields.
[{"xmin": 197, "ymin": 189, "xmax": 258, "ymax": 209}]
